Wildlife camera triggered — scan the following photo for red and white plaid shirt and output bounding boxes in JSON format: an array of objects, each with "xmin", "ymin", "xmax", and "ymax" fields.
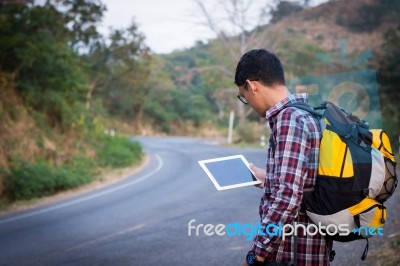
[{"xmin": 250, "ymin": 93, "xmax": 330, "ymax": 266}]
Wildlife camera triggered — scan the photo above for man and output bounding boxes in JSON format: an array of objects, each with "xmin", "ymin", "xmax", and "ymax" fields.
[{"xmin": 235, "ymin": 49, "xmax": 330, "ymax": 266}]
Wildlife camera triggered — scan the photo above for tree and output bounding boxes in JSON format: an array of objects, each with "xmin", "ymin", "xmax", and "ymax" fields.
[
  {"xmin": 61, "ymin": 0, "xmax": 107, "ymax": 52},
  {"xmin": 336, "ymin": 0, "xmax": 400, "ymax": 32},
  {"xmin": 376, "ymin": 26, "xmax": 400, "ymax": 152},
  {"xmin": 270, "ymin": 1, "xmax": 303, "ymax": 24},
  {"xmin": 192, "ymin": 0, "xmax": 278, "ymax": 125},
  {"xmin": 148, "ymin": 42, "xmax": 220, "ymax": 133},
  {"xmin": 0, "ymin": 1, "xmax": 89, "ymax": 127},
  {"xmin": 142, "ymin": 55, "xmax": 176, "ymax": 132},
  {"xmin": 85, "ymin": 20, "xmax": 150, "ymax": 130}
]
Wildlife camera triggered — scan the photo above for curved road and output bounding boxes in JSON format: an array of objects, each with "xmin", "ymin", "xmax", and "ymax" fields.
[{"xmin": 0, "ymin": 137, "xmax": 398, "ymax": 266}]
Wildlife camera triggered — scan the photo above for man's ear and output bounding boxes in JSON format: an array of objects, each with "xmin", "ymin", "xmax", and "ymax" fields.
[{"xmin": 247, "ymin": 80, "xmax": 258, "ymax": 94}]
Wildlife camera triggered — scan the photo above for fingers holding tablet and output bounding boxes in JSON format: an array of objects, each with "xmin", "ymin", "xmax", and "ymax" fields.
[{"xmin": 198, "ymin": 155, "xmax": 262, "ymax": 191}]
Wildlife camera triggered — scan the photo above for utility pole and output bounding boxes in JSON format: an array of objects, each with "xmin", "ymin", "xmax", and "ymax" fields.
[{"xmin": 227, "ymin": 111, "xmax": 234, "ymax": 144}]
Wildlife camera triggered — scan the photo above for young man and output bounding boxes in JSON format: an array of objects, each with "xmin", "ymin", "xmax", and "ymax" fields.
[{"xmin": 235, "ymin": 49, "xmax": 330, "ymax": 266}]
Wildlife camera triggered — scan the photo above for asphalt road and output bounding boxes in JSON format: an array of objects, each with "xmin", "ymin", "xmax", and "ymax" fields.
[{"xmin": 0, "ymin": 137, "xmax": 398, "ymax": 266}]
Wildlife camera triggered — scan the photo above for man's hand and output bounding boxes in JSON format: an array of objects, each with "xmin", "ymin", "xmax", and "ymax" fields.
[
  {"xmin": 242, "ymin": 255, "xmax": 266, "ymax": 265},
  {"xmin": 250, "ymin": 163, "xmax": 266, "ymax": 188}
]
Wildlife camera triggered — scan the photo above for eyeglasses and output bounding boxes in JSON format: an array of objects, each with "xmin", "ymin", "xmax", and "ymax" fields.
[
  {"xmin": 237, "ymin": 79, "xmax": 258, "ymax": 104},
  {"xmin": 237, "ymin": 94, "xmax": 248, "ymax": 104}
]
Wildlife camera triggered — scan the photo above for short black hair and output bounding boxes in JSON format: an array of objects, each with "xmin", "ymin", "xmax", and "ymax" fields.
[{"xmin": 234, "ymin": 49, "xmax": 285, "ymax": 87}]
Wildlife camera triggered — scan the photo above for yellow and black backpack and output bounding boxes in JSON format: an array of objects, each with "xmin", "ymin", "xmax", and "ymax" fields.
[{"xmin": 287, "ymin": 101, "xmax": 398, "ymax": 261}]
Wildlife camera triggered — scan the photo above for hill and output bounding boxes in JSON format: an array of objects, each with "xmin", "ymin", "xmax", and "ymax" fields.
[
  {"xmin": 160, "ymin": 0, "xmax": 399, "ymax": 145},
  {"xmin": 275, "ymin": 0, "xmax": 397, "ymax": 52}
]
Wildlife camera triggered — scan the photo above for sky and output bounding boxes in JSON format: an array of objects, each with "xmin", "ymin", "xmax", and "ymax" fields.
[{"xmin": 100, "ymin": 0, "xmax": 329, "ymax": 54}]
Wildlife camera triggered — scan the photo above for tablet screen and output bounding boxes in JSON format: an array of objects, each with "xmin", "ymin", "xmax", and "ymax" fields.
[{"xmin": 198, "ymin": 155, "xmax": 261, "ymax": 190}]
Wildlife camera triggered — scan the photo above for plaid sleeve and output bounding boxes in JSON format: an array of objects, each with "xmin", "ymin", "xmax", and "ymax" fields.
[{"xmin": 252, "ymin": 109, "xmax": 311, "ymax": 258}]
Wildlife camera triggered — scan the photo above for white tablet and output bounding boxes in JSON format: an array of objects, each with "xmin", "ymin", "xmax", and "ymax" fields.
[{"xmin": 198, "ymin": 154, "xmax": 261, "ymax": 190}]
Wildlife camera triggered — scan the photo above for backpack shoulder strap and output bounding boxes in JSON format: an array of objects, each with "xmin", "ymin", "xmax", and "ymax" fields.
[{"xmin": 285, "ymin": 102, "xmax": 324, "ymax": 119}]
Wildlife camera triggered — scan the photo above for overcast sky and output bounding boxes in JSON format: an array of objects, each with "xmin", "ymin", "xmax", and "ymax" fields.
[{"xmin": 100, "ymin": 0, "xmax": 329, "ymax": 54}]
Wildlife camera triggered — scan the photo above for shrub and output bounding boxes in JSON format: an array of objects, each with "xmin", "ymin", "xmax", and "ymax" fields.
[
  {"xmin": 4, "ymin": 162, "xmax": 58, "ymax": 200},
  {"xmin": 2, "ymin": 136, "xmax": 143, "ymax": 201},
  {"xmin": 236, "ymin": 123, "xmax": 258, "ymax": 143},
  {"xmin": 56, "ymin": 156, "xmax": 96, "ymax": 190},
  {"xmin": 97, "ymin": 135, "xmax": 143, "ymax": 168},
  {"xmin": 3, "ymin": 158, "xmax": 95, "ymax": 201}
]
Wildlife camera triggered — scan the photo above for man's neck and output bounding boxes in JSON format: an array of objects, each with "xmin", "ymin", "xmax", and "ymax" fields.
[{"xmin": 270, "ymin": 85, "xmax": 290, "ymax": 106}]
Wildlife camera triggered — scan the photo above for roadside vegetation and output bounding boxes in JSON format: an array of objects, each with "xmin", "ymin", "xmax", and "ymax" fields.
[{"xmin": 0, "ymin": 1, "xmax": 144, "ymax": 205}]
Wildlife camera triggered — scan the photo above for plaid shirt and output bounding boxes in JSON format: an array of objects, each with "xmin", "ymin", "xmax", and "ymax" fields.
[{"xmin": 250, "ymin": 93, "xmax": 330, "ymax": 266}]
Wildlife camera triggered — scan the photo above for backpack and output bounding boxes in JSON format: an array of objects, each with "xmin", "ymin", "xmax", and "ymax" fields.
[{"xmin": 286, "ymin": 101, "xmax": 398, "ymax": 261}]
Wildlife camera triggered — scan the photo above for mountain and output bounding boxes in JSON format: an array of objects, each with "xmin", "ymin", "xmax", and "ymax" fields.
[{"xmin": 261, "ymin": 0, "xmax": 398, "ymax": 54}]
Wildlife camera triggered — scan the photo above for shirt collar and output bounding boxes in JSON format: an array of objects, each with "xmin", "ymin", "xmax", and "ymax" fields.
[{"xmin": 265, "ymin": 93, "xmax": 309, "ymax": 121}]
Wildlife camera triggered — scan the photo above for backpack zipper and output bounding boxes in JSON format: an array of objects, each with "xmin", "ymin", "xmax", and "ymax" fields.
[
  {"xmin": 340, "ymin": 144, "xmax": 348, "ymax": 177},
  {"xmin": 357, "ymin": 204, "xmax": 386, "ymax": 224}
]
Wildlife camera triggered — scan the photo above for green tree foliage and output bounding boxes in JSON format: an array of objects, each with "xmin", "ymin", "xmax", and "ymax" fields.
[
  {"xmin": 277, "ymin": 37, "xmax": 324, "ymax": 78},
  {"xmin": 376, "ymin": 26, "xmax": 400, "ymax": 152},
  {"xmin": 336, "ymin": 0, "xmax": 400, "ymax": 32},
  {"xmin": 84, "ymin": 21, "xmax": 150, "ymax": 127},
  {"xmin": 141, "ymin": 41, "xmax": 220, "ymax": 133},
  {"xmin": 0, "ymin": 1, "xmax": 145, "ymax": 202},
  {"xmin": 270, "ymin": 1, "xmax": 304, "ymax": 24},
  {"xmin": 141, "ymin": 55, "xmax": 175, "ymax": 132},
  {"xmin": 62, "ymin": 0, "xmax": 107, "ymax": 51},
  {"xmin": 0, "ymin": 0, "xmax": 105, "ymax": 128}
]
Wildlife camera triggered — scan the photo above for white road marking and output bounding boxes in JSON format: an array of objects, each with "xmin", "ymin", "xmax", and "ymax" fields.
[
  {"xmin": 0, "ymin": 154, "xmax": 163, "ymax": 225},
  {"xmin": 227, "ymin": 246, "xmax": 244, "ymax": 251},
  {"xmin": 65, "ymin": 223, "xmax": 146, "ymax": 252}
]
